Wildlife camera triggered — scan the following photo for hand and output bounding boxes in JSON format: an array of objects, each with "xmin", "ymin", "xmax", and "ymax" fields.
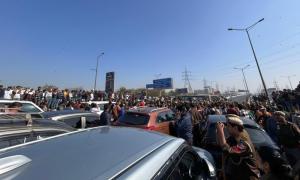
[{"xmin": 216, "ymin": 122, "xmax": 224, "ymax": 132}]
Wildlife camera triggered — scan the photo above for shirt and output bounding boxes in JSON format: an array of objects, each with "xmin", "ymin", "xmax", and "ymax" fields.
[{"xmin": 223, "ymin": 136, "xmax": 260, "ymax": 180}]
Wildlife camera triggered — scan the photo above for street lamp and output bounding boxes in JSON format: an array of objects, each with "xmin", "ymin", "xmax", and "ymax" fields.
[
  {"xmin": 228, "ymin": 18, "xmax": 270, "ymax": 103},
  {"xmin": 281, "ymin": 75, "xmax": 296, "ymax": 89},
  {"xmin": 234, "ymin": 65, "xmax": 250, "ymax": 94},
  {"xmin": 93, "ymin": 52, "xmax": 104, "ymax": 91}
]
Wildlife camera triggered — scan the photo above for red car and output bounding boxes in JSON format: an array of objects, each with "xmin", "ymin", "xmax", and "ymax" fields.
[{"xmin": 114, "ymin": 107, "xmax": 176, "ymax": 135}]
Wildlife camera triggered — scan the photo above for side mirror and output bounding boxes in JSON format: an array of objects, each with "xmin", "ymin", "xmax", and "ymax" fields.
[{"xmin": 193, "ymin": 147, "xmax": 216, "ymax": 178}]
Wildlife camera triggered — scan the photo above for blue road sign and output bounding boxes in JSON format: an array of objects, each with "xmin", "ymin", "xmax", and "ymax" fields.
[
  {"xmin": 176, "ymin": 88, "xmax": 188, "ymax": 94},
  {"xmin": 153, "ymin": 78, "xmax": 173, "ymax": 89},
  {"xmin": 146, "ymin": 84, "xmax": 154, "ymax": 89}
]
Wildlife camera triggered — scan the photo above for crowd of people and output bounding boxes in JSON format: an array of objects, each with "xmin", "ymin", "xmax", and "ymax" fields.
[{"xmin": 1, "ymin": 84, "xmax": 300, "ymax": 179}]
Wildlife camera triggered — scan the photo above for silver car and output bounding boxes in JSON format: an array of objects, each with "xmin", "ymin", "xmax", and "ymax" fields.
[{"xmin": 0, "ymin": 127, "xmax": 216, "ymax": 180}]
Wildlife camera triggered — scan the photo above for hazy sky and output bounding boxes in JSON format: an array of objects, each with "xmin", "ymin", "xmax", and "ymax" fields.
[{"xmin": 1, "ymin": 0, "xmax": 300, "ymax": 92}]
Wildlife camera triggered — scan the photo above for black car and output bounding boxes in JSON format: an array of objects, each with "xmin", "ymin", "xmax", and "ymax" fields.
[
  {"xmin": 0, "ymin": 114, "xmax": 75, "ymax": 149},
  {"xmin": 199, "ymin": 115, "xmax": 280, "ymax": 171},
  {"xmin": 42, "ymin": 110, "xmax": 101, "ymax": 129}
]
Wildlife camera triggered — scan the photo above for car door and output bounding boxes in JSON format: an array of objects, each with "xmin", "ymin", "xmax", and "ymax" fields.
[
  {"xmin": 59, "ymin": 116, "xmax": 82, "ymax": 128},
  {"xmin": 153, "ymin": 146, "xmax": 212, "ymax": 180}
]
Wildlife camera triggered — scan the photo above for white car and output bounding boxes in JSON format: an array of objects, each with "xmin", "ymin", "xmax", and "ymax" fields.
[
  {"xmin": 86, "ymin": 101, "xmax": 115, "ymax": 115},
  {"xmin": 0, "ymin": 100, "xmax": 44, "ymax": 113}
]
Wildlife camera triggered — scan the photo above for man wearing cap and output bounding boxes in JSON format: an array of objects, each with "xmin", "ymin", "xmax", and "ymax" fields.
[
  {"xmin": 273, "ymin": 111, "xmax": 300, "ymax": 176},
  {"xmin": 255, "ymin": 106, "xmax": 271, "ymax": 128},
  {"xmin": 216, "ymin": 114, "xmax": 260, "ymax": 180}
]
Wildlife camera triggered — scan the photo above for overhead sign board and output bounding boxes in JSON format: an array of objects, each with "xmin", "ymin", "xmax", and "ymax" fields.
[
  {"xmin": 146, "ymin": 84, "xmax": 154, "ymax": 89},
  {"xmin": 153, "ymin": 78, "xmax": 173, "ymax": 89},
  {"xmin": 105, "ymin": 72, "xmax": 115, "ymax": 93},
  {"xmin": 176, "ymin": 88, "xmax": 188, "ymax": 94}
]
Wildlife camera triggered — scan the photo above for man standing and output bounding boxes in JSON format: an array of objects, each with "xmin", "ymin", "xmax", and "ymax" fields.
[
  {"xmin": 4, "ymin": 87, "xmax": 12, "ymax": 100},
  {"xmin": 0, "ymin": 85, "xmax": 4, "ymax": 99},
  {"xmin": 112, "ymin": 101, "xmax": 121, "ymax": 122},
  {"xmin": 273, "ymin": 111, "xmax": 300, "ymax": 176},
  {"xmin": 216, "ymin": 114, "xmax": 260, "ymax": 180},
  {"xmin": 175, "ymin": 104, "xmax": 193, "ymax": 145},
  {"xmin": 98, "ymin": 104, "xmax": 112, "ymax": 126}
]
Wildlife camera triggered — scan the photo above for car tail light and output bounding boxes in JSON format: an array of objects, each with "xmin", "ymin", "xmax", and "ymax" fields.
[{"xmin": 144, "ymin": 125, "xmax": 157, "ymax": 130}]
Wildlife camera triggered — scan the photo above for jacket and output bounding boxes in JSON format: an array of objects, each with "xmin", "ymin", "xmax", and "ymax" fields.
[{"xmin": 175, "ymin": 112, "xmax": 193, "ymax": 142}]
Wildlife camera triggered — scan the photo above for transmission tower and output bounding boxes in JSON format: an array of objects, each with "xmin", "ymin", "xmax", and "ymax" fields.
[
  {"xmin": 182, "ymin": 67, "xmax": 193, "ymax": 93},
  {"xmin": 273, "ymin": 80, "xmax": 280, "ymax": 91}
]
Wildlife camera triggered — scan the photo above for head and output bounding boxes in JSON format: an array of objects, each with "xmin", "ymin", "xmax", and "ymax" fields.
[
  {"xmin": 175, "ymin": 104, "xmax": 188, "ymax": 119},
  {"xmin": 273, "ymin": 111, "xmax": 286, "ymax": 124},
  {"xmin": 8, "ymin": 102, "xmax": 22, "ymax": 113},
  {"xmin": 103, "ymin": 104, "xmax": 109, "ymax": 112},
  {"xmin": 225, "ymin": 114, "xmax": 244, "ymax": 137}
]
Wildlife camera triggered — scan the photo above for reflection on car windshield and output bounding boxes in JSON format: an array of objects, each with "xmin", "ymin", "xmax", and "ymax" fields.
[
  {"xmin": 207, "ymin": 123, "xmax": 275, "ymax": 147},
  {"xmin": 120, "ymin": 113, "xmax": 149, "ymax": 125},
  {"xmin": 245, "ymin": 128, "xmax": 275, "ymax": 146}
]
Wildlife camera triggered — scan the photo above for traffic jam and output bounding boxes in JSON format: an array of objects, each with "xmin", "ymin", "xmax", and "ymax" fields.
[{"xmin": 1, "ymin": 1, "xmax": 300, "ymax": 179}]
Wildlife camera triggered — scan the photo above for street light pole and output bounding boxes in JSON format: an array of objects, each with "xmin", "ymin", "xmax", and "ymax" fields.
[
  {"xmin": 234, "ymin": 65, "xmax": 250, "ymax": 94},
  {"xmin": 228, "ymin": 18, "xmax": 270, "ymax": 104},
  {"xmin": 94, "ymin": 52, "xmax": 104, "ymax": 91},
  {"xmin": 245, "ymin": 29, "xmax": 268, "ymax": 98}
]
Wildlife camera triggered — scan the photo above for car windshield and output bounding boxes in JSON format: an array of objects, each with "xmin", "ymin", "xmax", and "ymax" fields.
[
  {"xmin": 206, "ymin": 123, "xmax": 276, "ymax": 147},
  {"xmin": 119, "ymin": 113, "xmax": 150, "ymax": 125},
  {"xmin": 245, "ymin": 127, "xmax": 277, "ymax": 147}
]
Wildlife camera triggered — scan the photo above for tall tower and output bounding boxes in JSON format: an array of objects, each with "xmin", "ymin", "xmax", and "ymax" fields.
[{"xmin": 182, "ymin": 67, "xmax": 193, "ymax": 93}]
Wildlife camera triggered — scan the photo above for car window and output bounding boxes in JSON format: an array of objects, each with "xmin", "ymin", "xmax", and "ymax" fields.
[
  {"xmin": 20, "ymin": 103, "xmax": 41, "ymax": 113},
  {"xmin": 204, "ymin": 123, "xmax": 229, "ymax": 144},
  {"xmin": 168, "ymin": 152, "xmax": 197, "ymax": 180},
  {"xmin": 119, "ymin": 112, "xmax": 150, "ymax": 125},
  {"xmin": 165, "ymin": 110, "xmax": 175, "ymax": 121},
  {"xmin": 60, "ymin": 116, "xmax": 82, "ymax": 128},
  {"xmin": 0, "ymin": 133, "xmax": 35, "ymax": 149},
  {"xmin": 99, "ymin": 104, "xmax": 105, "ymax": 111},
  {"xmin": 157, "ymin": 112, "xmax": 167, "ymax": 123},
  {"xmin": 34, "ymin": 131, "xmax": 67, "ymax": 140},
  {"xmin": 245, "ymin": 127, "xmax": 276, "ymax": 147},
  {"xmin": 85, "ymin": 115, "xmax": 100, "ymax": 128},
  {"xmin": 205, "ymin": 123, "xmax": 276, "ymax": 148}
]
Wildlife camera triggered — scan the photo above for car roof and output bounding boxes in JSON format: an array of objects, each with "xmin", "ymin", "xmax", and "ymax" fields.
[
  {"xmin": 0, "ymin": 127, "xmax": 181, "ymax": 180},
  {"xmin": 128, "ymin": 107, "xmax": 169, "ymax": 114},
  {"xmin": 207, "ymin": 115, "xmax": 259, "ymax": 128},
  {"xmin": 42, "ymin": 110, "xmax": 96, "ymax": 119}
]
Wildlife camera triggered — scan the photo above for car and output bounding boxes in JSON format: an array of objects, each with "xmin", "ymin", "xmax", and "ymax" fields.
[
  {"xmin": 199, "ymin": 115, "xmax": 280, "ymax": 172},
  {"xmin": 114, "ymin": 107, "xmax": 176, "ymax": 135},
  {"xmin": 0, "ymin": 113, "xmax": 75, "ymax": 149},
  {"xmin": 42, "ymin": 110, "xmax": 101, "ymax": 129},
  {"xmin": 85, "ymin": 101, "xmax": 115, "ymax": 115},
  {"xmin": 0, "ymin": 126, "xmax": 216, "ymax": 179},
  {"xmin": 0, "ymin": 100, "xmax": 44, "ymax": 113}
]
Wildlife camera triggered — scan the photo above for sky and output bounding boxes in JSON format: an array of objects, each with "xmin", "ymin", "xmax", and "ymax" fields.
[{"xmin": 0, "ymin": 0, "xmax": 300, "ymax": 93}]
